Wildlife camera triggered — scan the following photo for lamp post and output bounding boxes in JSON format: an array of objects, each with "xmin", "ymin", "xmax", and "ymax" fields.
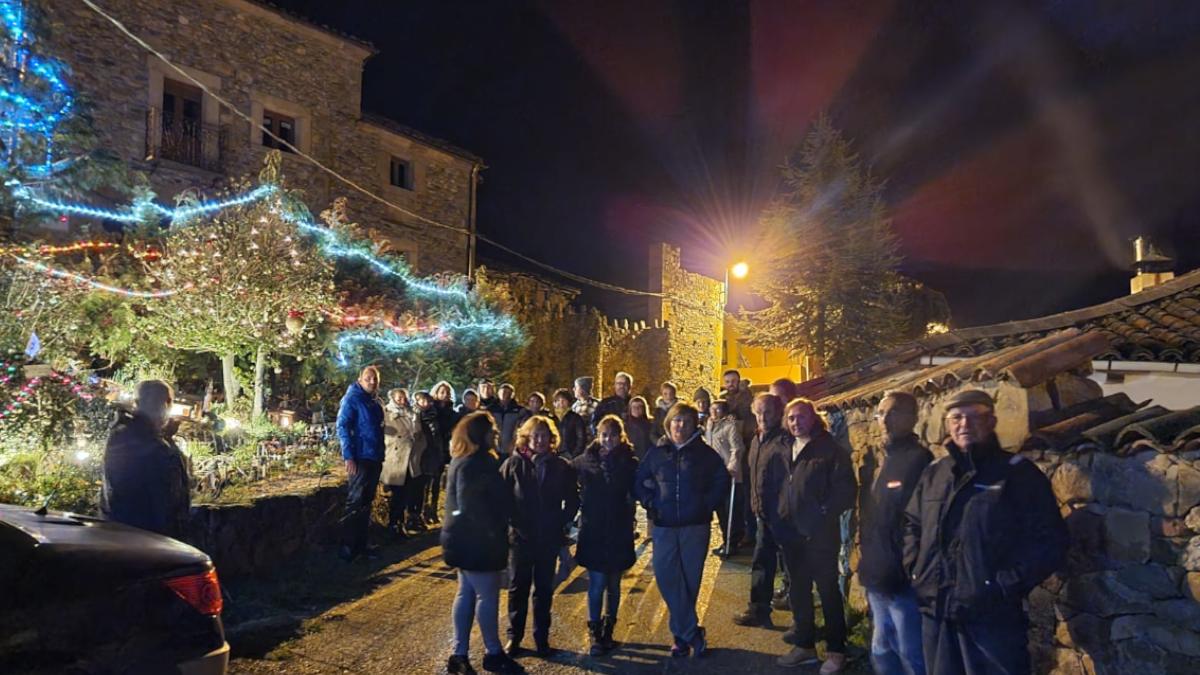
[{"xmin": 723, "ymin": 261, "xmax": 749, "ymax": 309}]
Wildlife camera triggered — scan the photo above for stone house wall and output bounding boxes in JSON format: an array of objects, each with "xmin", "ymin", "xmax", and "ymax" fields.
[
  {"xmin": 830, "ymin": 374, "xmax": 1200, "ymax": 674},
  {"xmin": 39, "ymin": 0, "xmax": 474, "ymax": 274},
  {"xmin": 650, "ymin": 243, "xmax": 725, "ymax": 400}
]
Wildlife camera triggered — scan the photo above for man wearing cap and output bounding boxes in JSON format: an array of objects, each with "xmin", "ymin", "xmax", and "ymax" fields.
[
  {"xmin": 572, "ymin": 376, "xmax": 600, "ymax": 442},
  {"xmin": 903, "ymin": 389, "xmax": 1066, "ymax": 675}
]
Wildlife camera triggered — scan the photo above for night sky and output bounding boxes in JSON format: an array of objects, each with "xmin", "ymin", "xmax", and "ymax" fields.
[{"xmin": 274, "ymin": 0, "xmax": 1200, "ymax": 328}]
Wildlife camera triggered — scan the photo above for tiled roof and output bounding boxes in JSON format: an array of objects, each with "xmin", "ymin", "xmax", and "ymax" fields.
[
  {"xmin": 815, "ymin": 328, "xmax": 1111, "ymax": 411},
  {"xmin": 361, "ymin": 113, "xmax": 485, "ymax": 164},
  {"xmin": 1024, "ymin": 394, "xmax": 1200, "ymax": 455}
]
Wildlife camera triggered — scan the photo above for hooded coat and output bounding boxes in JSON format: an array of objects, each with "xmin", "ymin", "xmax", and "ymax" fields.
[{"xmin": 573, "ymin": 442, "xmax": 638, "ymax": 572}]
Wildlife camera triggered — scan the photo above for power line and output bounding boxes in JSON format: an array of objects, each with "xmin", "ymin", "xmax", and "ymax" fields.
[{"xmin": 77, "ymin": 0, "xmax": 709, "ymax": 308}]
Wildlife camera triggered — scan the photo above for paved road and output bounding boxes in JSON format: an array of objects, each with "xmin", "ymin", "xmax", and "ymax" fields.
[{"xmin": 229, "ymin": 518, "xmax": 865, "ymax": 675}]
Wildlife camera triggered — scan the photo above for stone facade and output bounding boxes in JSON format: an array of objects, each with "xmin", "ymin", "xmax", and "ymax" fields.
[
  {"xmin": 38, "ymin": 0, "xmax": 477, "ymax": 274},
  {"xmin": 649, "ymin": 243, "xmax": 725, "ymax": 399},
  {"xmin": 829, "ymin": 374, "xmax": 1200, "ymax": 675}
]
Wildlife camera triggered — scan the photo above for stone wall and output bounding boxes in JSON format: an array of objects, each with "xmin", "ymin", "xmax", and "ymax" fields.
[
  {"xmin": 650, "ymin": 243, "xmax": 725, "ymax": 400},
  {"xmin": 40, "ymin": 0, "xmax": 475, "ymax": 274},
  {"xmin": 831, "ymin": 375, "xmax": 1200, "ymax": 674}
]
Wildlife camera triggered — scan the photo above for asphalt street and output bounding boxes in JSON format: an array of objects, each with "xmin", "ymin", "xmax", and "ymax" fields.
[{"xmin": 229, "ymin": 515, "xmax": 868, "ymax": 675}]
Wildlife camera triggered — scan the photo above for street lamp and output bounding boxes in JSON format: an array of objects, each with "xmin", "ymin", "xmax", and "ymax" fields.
[{"xmin": 723, "ymin": 261, "xmax": 749, "ymax": 309}]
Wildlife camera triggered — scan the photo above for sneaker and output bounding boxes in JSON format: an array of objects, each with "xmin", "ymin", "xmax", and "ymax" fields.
[
  {"xmin": 689, "ymin": 626, "xmax": 707, "ymax": 658},
  {"xmin": 776, "ymin": 646, "xmax": 819, "ymax": 668},
  {"xmin": 732, "ymin": 608, "xmax": 771, "ymax": 627},
  {"xmin": 481, "ymin": 652, "xmax": 524, "ymax": 674},
  {"xmin": 446, "ymin": 654, "xmax": 477, "ymax": 675},
  {"xmin": 819, "ymin": 652, "xmax": 847, "ymax": 674},
  {"xmin": 670, "ymin": 637, "xmax": 690, "ymax": 658}
]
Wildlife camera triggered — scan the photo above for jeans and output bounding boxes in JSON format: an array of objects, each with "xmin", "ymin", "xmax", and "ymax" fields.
[
  {"xmin": 780, "ymin": 537, "xmax": 846, "ymax": 653},
  {"xmin": 868, "ymin": 589, "xmax": 926, "ymax": 675},
  {"xmin": 339, "ymin": 458, "xmax": 381, "ymax": 555},
  {"xmin": 507, "ymin": 544, "xmax": 558, "ymax": 645},
  {"xmin": 652, "ymin": 523, "xmax": 710, "ymax": 643},
  {"xmin": 748, "ymin": 518, "xmax": 779, "ymax": 614},
  {"xmin": 587, "ymin": 570, "xmax": 622, "ymax": 623},
  {"xmin": 922, "ymin": 608, "xmax": 1030, "ymax": 675},
  {"xmin": 452, "ymin": 569, "xmax": 503, "ymax": 657}
]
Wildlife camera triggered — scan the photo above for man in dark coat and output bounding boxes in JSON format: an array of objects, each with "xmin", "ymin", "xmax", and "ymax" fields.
[
  {"xmin": 102, "ymin": 380, "xmax": 190, "ymax": 539},
  {"xmin": 552, "ymin": 388, "xmax": 587, "ymax": 459},
  {"xmin": 488, "ymin": 384, "xmax": 525, "ymax": 455},
  {"xmin": 904, "ymin": 389, "xmax": 1067, "ymax": 675},
  {"xmin": 591, "ymin": 371, "xmax": 632, "ymax": 429},
  {"xmin": 571, "ymin": 376, "xmax": 600, "ymax": 442},
  {"xmin": 336, "ymin": 365, "xmax": 386, "ymax": 561},
  {"xmin": 733, "ymin": 393, "xmax": 790, "ymax": 628},
  {"xmin": 499, "ymin": 416, "xmax": 580, "ymax": 657},
  {"xmin": 859, "ymin": 392, "xmax": 931, "ymax": 675}
]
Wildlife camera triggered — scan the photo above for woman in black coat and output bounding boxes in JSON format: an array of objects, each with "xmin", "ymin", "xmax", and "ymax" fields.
[
  {"xmin": 573, "ymin": 414, "xmax": 639, "ymax": 655},
  {"xmin": 441, "ymin": 411, "xmax": 520, "ymax": 675}
]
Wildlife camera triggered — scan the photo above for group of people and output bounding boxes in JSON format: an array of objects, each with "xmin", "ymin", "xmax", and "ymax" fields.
[{"xmin": 327, "ymin": 364, "xmax": 1069, "ymax": 675}]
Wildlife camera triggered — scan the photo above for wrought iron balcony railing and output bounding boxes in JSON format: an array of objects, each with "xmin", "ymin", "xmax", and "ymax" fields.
[{"xmin": 145, "ymin": 107, "xmax": 225, "ymax": 172}]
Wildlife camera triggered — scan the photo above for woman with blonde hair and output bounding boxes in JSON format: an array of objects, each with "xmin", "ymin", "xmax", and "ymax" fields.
[
  {"xmin": 574, "ymin": 414, "xmax": 638, "ymax": 655},
  {"xmin": 499, "ymin": 415, "xmax": 579, "ymax": 658},
  {"xmin": 441, "ymin": 412, "xmax": 520, "ymax": 675}
]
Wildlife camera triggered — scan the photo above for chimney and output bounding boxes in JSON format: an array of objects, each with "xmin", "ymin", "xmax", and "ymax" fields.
[{"xmin": 1130, "ymin": 236, "xmax": 1174, "ymax": 294}]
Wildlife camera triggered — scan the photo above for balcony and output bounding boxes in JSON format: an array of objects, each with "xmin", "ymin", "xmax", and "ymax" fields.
[{"xmin": 145, "ymin": 107, "xmax": 225, "ymax": 173}]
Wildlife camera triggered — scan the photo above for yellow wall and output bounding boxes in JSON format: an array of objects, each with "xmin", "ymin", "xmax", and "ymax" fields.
[{"xmin": 721, "ymin": 315, "xmax": 813, "ymax": 388}]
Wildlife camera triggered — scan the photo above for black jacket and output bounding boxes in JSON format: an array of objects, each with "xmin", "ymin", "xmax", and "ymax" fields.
[
  {"xmin": 434, "ymin": 400, "xmax": 460, "ymax": 459},
  {"xmin": 556, "ymin": 410, "xmax": 587, "ymax": 459},
  {"xmin": 573, "ymin": 442, "xmax": 638, "ymax": 572},
  {"xmin": 101, "ymin": 411, "xmax": 191, "ymax": 539},
  {"xmin": 417, "ymin": 406, "xmax": 445, "ymax": 475},
  {"xmin": 902, "ymin": 435, "xmax": 1067, "ymax": 621},
  {"xmin": 749, "ymin": 427, "xmax": 791, "ymax": 518},
  {"xmin": 634, "ymin": 433, "xmax": 730, "ymax": 528},
  {"xmin": 592, "ymin": 394, "xmax": 630, "ymax": 429},
  {"xmin": 442, "ymin": 450, "xmax": 511, "ymax": 571},
  {"xmin": 858, "ymin": 434, "xmax": 933, "ymax": 593},
  {"xmin": 500, "ymin": 451, "xmax": 580, "ymax": 550},
  {"xmin": 623, "ymin": 414, "xmax": 656, "ymax": 460},
  {"xmin": 764, "ymin": 430, "xmax": 857, "ymax": 546},
  {"xmin": 488, "ymin": 399, "xmax": 525, "ymax": 455}
]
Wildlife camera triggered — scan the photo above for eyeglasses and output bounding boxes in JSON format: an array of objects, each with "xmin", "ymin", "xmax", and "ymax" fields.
[{"xmin": 944, "ymin": 412, "xmax": 993, "ymax": 425}]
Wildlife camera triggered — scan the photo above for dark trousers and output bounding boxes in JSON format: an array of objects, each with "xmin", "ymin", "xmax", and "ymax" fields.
[
  {"xmin": 426, "ymin": 465, "xmax": 445, "ymax": 516},
  {"xmin": 744, "ymin": 493, "xmax": 758, "ymax": 541},
  {"xmin": 507, "ymin": 544, "xmax": 558, "ymax": 645},
  {"xmin": 922, "ymin": 611, "xmax": 1030, "ymax": 675},
  {"xmin": 781, "ymin": 537, "xmax": 846, "ymax": 653},
  {"xmin": 748, "ymin": 517, "xmax": 779, "ymax": 614},
  {"xmin": 406, "ymin": 473, "xmax": 429, "ymax": 518},
  {"xmin": 385, "ymin": 485, "xmax": 405, "ymax": 527},
  {"xmin": 339, "ymin": 458, "xmax": 381, "ymax": 555},
  {"xmin": 718, "ymin": 482, "xmax": 745, "ymax": 547}
]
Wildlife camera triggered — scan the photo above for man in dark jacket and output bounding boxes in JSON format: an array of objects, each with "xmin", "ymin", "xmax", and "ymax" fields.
[
  {"xmin": 770, "ymin": 399, "xmax": 857, "ymax": 671},
  {"xmin": 860, "ymin": 392, "xmax": 931, "ymax": 675},
  {"xmin": 488, "ymin": 384, "xmax": 525, "ymax": 455},
  {"xmin": 903, "ymin": 390, "xmax": 1067, "ymax": 675},
  {"xmin": 571, "ymin": 376, "xmax": 599, "ymax": 442},
  {"xmin": 635, "ymin": 402, "xmax": 730, "ymax": 658},
  {"xmin": 499, "ymin": 416, "xmax": 580, "ymax": 657},
  {"xmin": 552, "ymin": 388, "xmax": 586, "ymax": 459},
  {"xmin": 478, "ymin": 380, "xmax": 499, "ymax": 410},
  {"xmin": 591, "ymin": 371, "xmax": 632, "ymax": 429},
  {"xmin": 336, "ymin": 366, "xmax": 385, "ymax": 561},
  {"xmin": 733, "ymin": 393, "xmax": 790, "ymax": 627},
  {"xmin": 102, "ymin": 380, "xmax": 190, "ymax": 539}
]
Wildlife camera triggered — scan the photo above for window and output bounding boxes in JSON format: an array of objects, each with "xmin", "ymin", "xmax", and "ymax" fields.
[
  {"xmin": 159, "ymin": 79, "xmax": 204, "ymax": 164},
  {"xmin": 389, "ymin": 156, "xmax": 413, "ymax": 190},
  {"xmin": 261, "ymin": 110, "xmax": 296, "ymax": 152}
]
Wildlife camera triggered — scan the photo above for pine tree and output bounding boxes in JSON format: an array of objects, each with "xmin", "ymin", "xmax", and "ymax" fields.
[{"xmin": 743, "ymin": 117, "xmax": 911, "ymax": 371}]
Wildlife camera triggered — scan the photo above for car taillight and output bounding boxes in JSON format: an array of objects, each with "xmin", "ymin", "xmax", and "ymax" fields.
[{"xmin": 164, "ymin": 569, "xmax": 223, "ymax": 615}]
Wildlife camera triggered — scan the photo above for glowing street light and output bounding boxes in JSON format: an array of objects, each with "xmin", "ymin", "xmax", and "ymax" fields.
[{"xmin": 730, "ymin": 261, "xmax": 749, "ymax": 279}]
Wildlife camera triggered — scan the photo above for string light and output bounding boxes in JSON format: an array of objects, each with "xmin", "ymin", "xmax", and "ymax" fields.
[
  {"xmin": 12, "ymin": 184, "xmax": 277, "ymax": 224},
  {"xmin": 11, "ymin": 255, "xmax": 176, "ymax": 298},
  {"xmin": 0, "ymin": 0, "xmax": 75, "ymax": 176}
]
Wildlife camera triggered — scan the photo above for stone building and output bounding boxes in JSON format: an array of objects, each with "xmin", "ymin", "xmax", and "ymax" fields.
[
  {"xmin": 38, "ymin": 0, "xmax": 481, "ymax": 274},
  {"xmin": 813, "ymin": 326, "xmax": 1200, "ymax": 674}
]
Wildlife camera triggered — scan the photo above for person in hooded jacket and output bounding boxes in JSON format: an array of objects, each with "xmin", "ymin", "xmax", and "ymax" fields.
[
  {"xmin": 903, "ymin": 390, "xmax": 1067, "ymax": 675},
  {"xmin": 382, "ymin": 388, "xmax": 423, "ymax": 539},
  {"xmin": 552, "ymin": 388, "xmax": 586, "ymax": 460},
  {"xmin": 635, "ymin": 402, "xmax": 729, "ymax": 659},
  {"xmin": 573, "ymin": 414, "xmax": 639, "ymax": 656},
  {"xmin": 859, "ymin": 391, "xmax": 931, "ymax": 675},
  {"xmin": 499, "ymin": 415, "xmax": 580, "ymax": 658},
  {"xmin": 336, "ymin": 366, "xmax": 386, "ymax": 561},
  {"xmin": 458, "ymin": 389, "xmax": 482, "ymax": 415},
  {"xmin": 102, "ymin": 380, "xmax": 190, "ymax": 539},
  {"xmin": 488, "ymin": 384, "xmax": 525, "ymax": 455},
  {"xmin": 442, "ymin": 411, "xmax": 522, "ymax": 675},
  {"xmin": 430, "ymin": 381, "xmax": 460, "ymax": 523},
  {"xmin": 414, "ymin": 391, "xmax": 446, "ymax": 530},
  {"xmin": 692, "ymin": 387, "xmax": 712, "ymax": 428}
]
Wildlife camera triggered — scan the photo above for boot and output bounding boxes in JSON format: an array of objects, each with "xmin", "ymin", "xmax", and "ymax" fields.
[
  {"xmin": 587, "ymin": 621, "xmax": 604, "ymax": 656},
  {"xmin": 601, "ymin": 615, "xmax": 619, "ymax": 650}
]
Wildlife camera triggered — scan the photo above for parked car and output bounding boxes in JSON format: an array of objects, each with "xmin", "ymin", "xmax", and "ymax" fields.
[{"xmin": 0, "ymin": 503, "xmax": 229, "ymax": 674}]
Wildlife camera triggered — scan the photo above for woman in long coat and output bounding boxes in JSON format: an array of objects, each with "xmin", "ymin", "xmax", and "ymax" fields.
[
  {"xmin": 382, "ymin": 388, "xmax": 423, "ymax": 538},
  {"xmin": 573, "ymin": 414, "xmax": 638, "ymax": 655}
]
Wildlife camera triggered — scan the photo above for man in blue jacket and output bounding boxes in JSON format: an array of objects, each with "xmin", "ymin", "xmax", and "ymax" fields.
[{"xmin": 337, "ymin": 365, "xmax": 386, "ymax": 562}]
